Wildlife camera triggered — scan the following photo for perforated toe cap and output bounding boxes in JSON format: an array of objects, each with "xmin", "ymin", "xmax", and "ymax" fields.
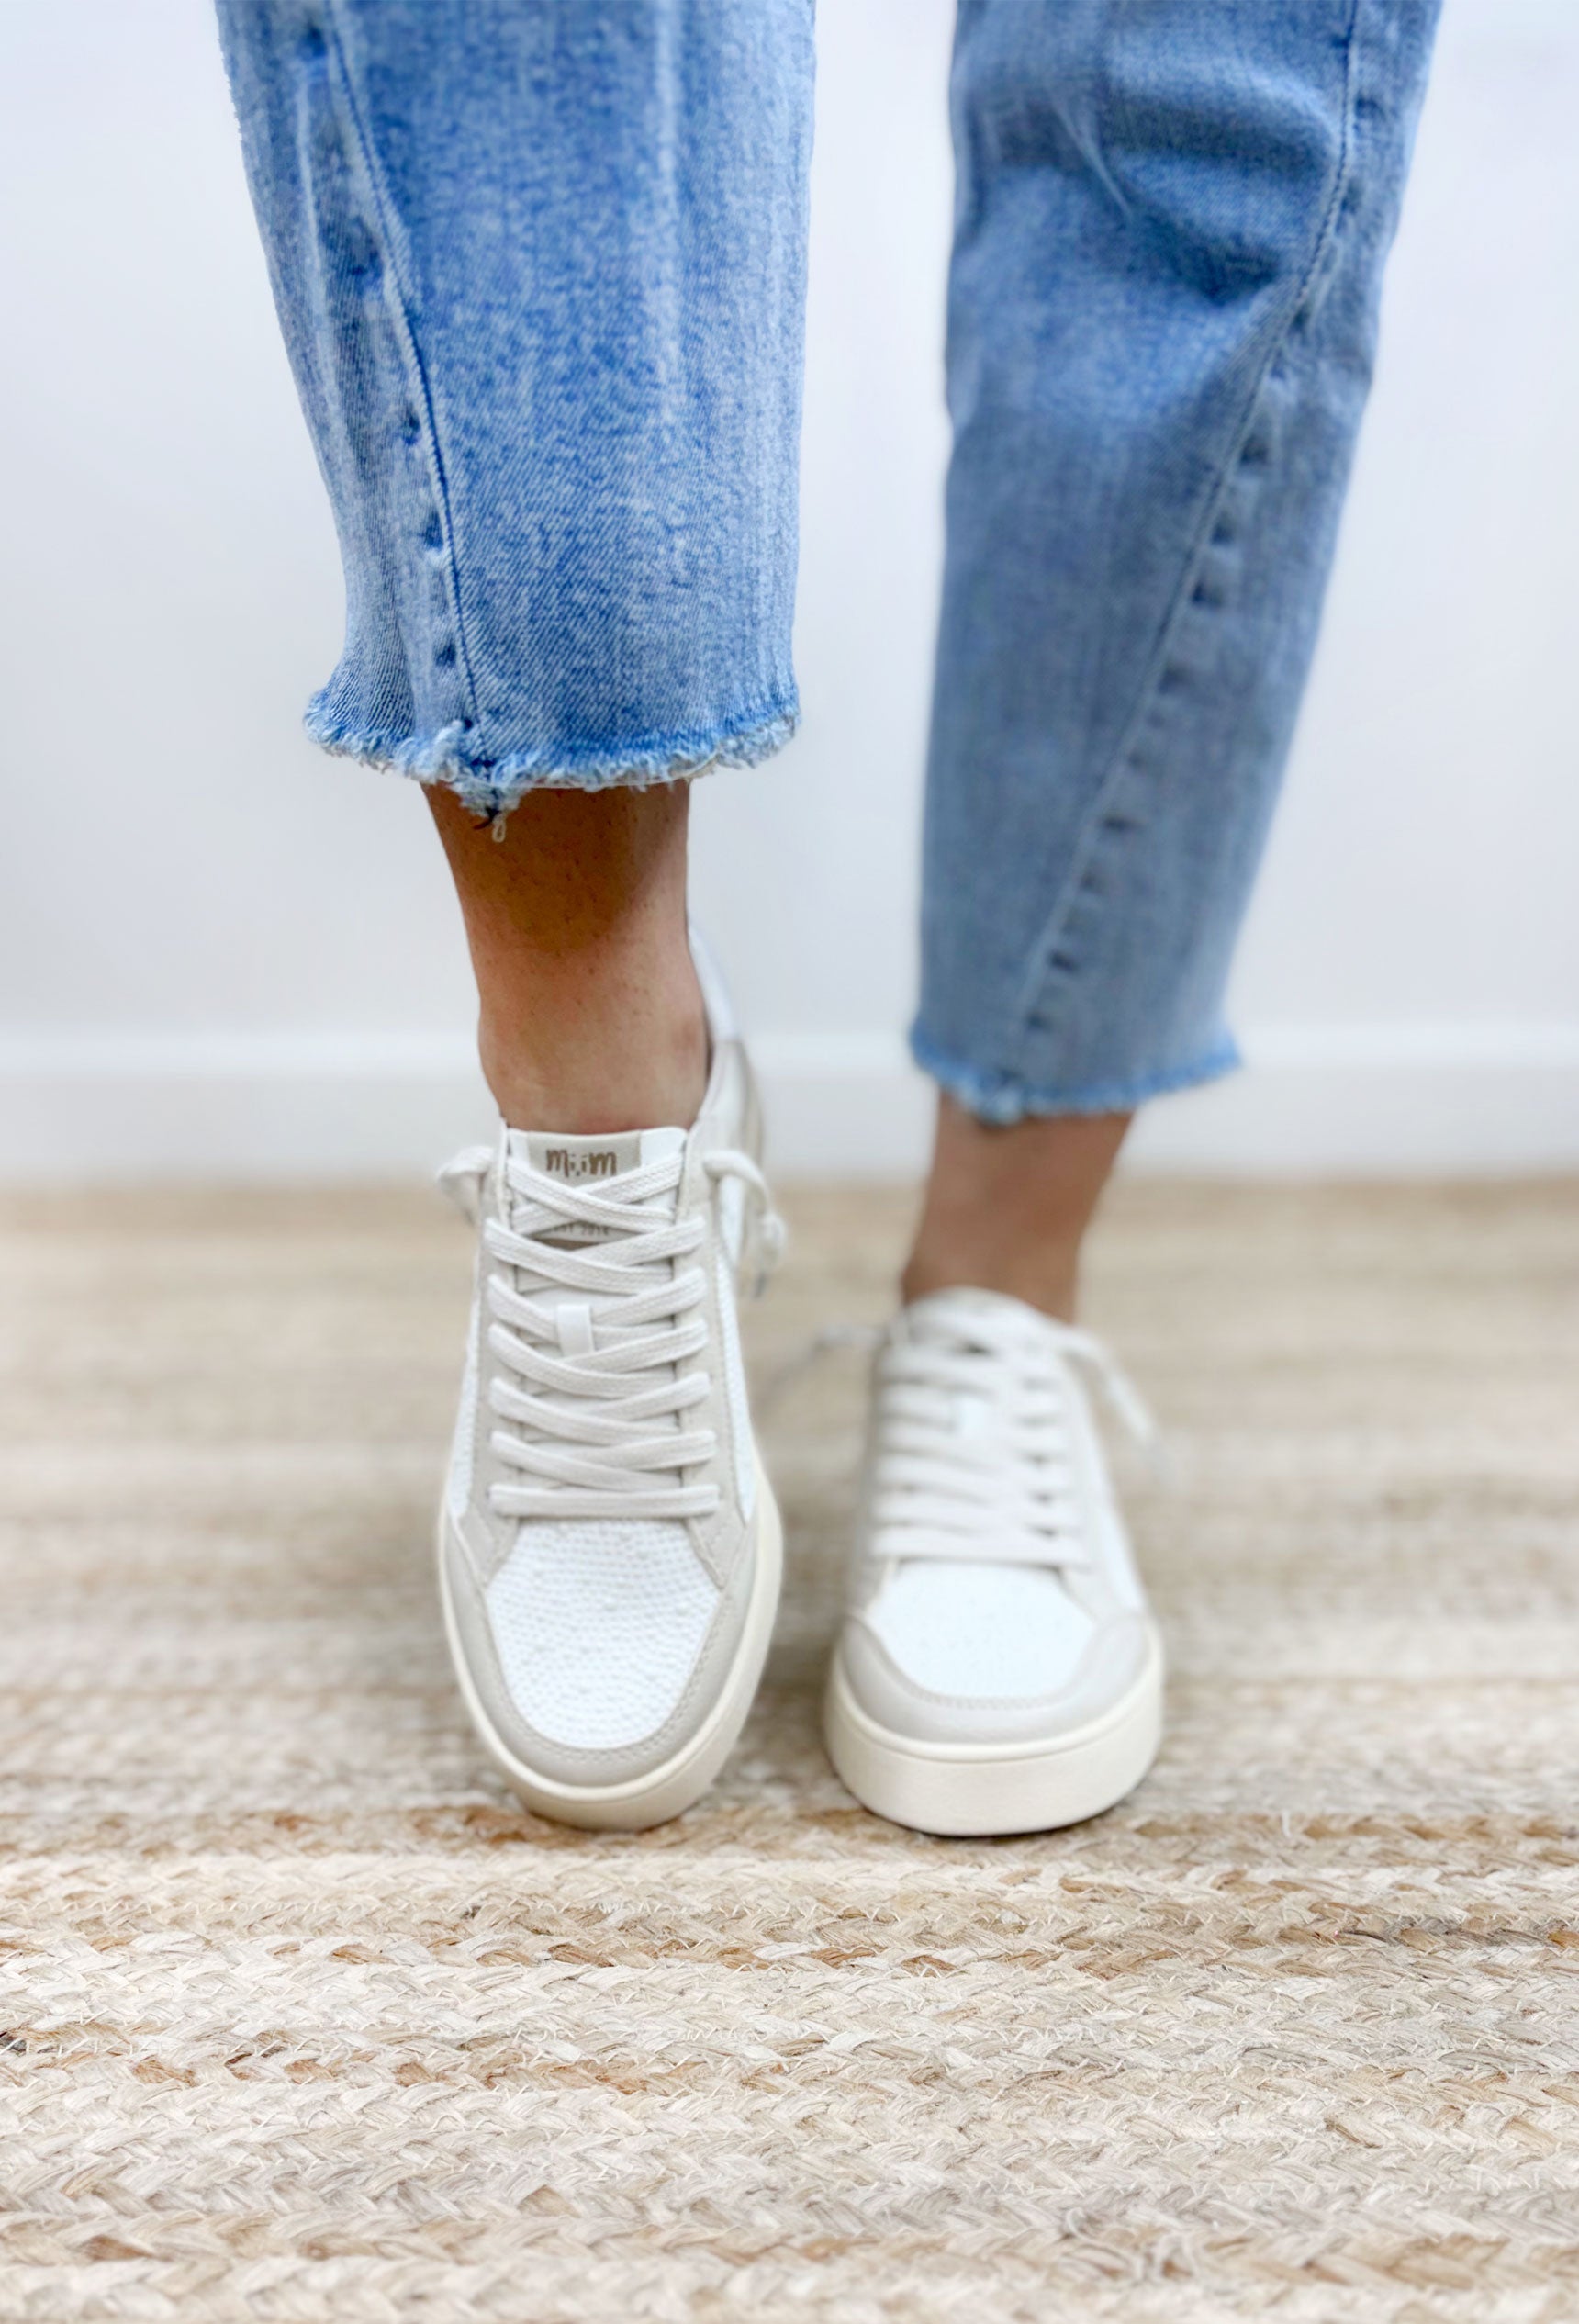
[{"xmin": 843, "ymin": 1566, "xmax": 1151, "ymax": 1747}]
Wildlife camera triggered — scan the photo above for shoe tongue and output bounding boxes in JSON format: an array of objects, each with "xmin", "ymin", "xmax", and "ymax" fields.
[
  {"xmin": 913, "ymin": 1286, "xmax": 1043, "ymax": 1333},
  {"xmin": 508, "ymin": 1126, "xmax": 688, "ymax": 1249},
  {"xmin": 903, "ymin": 1288, "xmax": 1053, "ymax": 1434},
  {"xmin": 514, "ymin": 1126, "xmax": 686, "ymax": 1184}
]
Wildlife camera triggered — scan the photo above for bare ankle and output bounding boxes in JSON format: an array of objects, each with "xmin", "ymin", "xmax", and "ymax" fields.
[
  {"xmin": 477, "ymin": 961, "xmax": 707, "ymax": 1132},
  {"xmin": 430, "ymin": 778, "xmax": 707, "ymax": 1133},
  {"xmin": 901, "ymin": 1241, "xmax": 1081, "ymax": 1321},
  {"xmin": 901, "ymin": 1098, "xmax": 1131, "ymax": 1324}
]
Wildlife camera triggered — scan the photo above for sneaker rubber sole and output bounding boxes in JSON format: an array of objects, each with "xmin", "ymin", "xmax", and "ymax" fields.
[
  {"xmin": 823, "ymin": 1623, "xmax": 1164, "ymax": 1837},
  {"xmin": 440, "ymin": 1457, "xmax": 783, "ymax": 1832}
]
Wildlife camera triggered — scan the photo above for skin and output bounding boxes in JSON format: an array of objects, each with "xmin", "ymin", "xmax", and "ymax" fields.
[
  {"xmin": 428, "ymin": 780, "xmax": 706, "ymax": 1137},
  {"xmin": 430, "ymin": 781, "xmax": 1127, "ymax": 1321},
  {"xmin": 901, "ymin": 1098, "xmax": 1131, "ymax": 1323}
]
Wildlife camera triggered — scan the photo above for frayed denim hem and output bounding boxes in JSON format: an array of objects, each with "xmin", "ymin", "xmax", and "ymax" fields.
[
  {"xmin": 304, "ymin": 696, "xmax": 800, "ymax": 820},
  {"xmin": 910, "ymin": 1024, "xmax": 1242, "ymax": 1126}
]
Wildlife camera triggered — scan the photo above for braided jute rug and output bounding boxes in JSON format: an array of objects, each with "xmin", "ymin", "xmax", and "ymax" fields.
[{"xmin": 1, "ymin": 1179, "xmax": 1576, "ymax": 2323}]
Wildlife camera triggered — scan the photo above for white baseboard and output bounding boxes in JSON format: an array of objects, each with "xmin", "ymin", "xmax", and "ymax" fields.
[
  {"xmin": 0, "ymin": 1024, "xmax": 1574, "ymax": 1181},
  {"xmin": 754, "ymin": 1025, "xmax": 1579, "ymax": 1176},
  {"xmin": 1126, "ymin": 1022, "xmax": 1579, "ymax": 1176},
  {"xmin": 0, "ymin": 1032, "xmax": 498, "ymax": 1183}
]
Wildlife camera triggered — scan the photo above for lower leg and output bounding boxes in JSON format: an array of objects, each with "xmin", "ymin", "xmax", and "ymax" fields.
[
  {"xmin": 902, "ymin": 1097, "xmax": 1131, "ymax": 1323},
  {"xmin": 428, "ymin": 781, "xmax": 707, "ymax": 1136}
]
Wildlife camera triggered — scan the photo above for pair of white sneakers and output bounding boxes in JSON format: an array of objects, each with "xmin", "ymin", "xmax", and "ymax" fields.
[{"xmin": 436, "ymin": 945, "xmax": 1163, "ymax": 1835}]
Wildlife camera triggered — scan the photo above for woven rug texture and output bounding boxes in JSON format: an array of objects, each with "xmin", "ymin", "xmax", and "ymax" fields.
[{"xmin": 0, "ymin": 1179, "xmax": 1576, "ymax": 2322}]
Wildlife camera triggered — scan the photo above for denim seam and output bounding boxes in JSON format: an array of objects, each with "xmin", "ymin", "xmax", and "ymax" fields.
[
  {"xmin": 317, "ymin": 2, "xmax": 485, "ymax": 752},
  {"xmin": 911, "ymin": 1024, "xmax": 1242, "ymax": 1125},
  {"xmin": 1000, "ymin": 0, "xmax": 1368, "ymax": 1057},
  {"xmin": 308, "ymin": 699, "xmax": 801, "ymax": 812}
]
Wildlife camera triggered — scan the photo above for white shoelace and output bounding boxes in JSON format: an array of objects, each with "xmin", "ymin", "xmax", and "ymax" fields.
[
  {"xmin": 442, "ymin": 1141, "xmax": 782, "ymax": 1524},
  {"xmin": 869, "ymin": 1302, "xmax": 1152, "ymax": 1570}
]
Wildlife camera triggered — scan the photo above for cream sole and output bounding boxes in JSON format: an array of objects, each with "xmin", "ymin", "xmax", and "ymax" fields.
[
  {"xmin": 823, "ymin": 1624, "xmax": 1164, "ymax": 1837},
  {"xmin": 440, "ymin": 1459, "xmax": 782, "ymax": 1832}
]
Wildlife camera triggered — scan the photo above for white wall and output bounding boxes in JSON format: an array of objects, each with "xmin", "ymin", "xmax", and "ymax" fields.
[{"xmin": 1, "ymin": 0, "xmax": 1574, "ymax": 1179}]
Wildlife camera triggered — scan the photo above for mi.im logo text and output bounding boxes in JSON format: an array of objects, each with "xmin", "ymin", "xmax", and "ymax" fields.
[{"xmin": 543, "ymin": 1149, "xmax": 620, "ymax": 1183}]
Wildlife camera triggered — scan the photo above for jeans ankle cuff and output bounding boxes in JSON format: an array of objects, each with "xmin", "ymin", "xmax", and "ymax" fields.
[{"xmin": 910, "ymin": 1025, "xmax": 1241, "ymax": 1125}]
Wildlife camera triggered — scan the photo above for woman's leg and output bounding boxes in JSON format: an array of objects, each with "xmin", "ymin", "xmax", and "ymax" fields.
[
  {"xmin": 215, "ymin": 0, "xmax": 814, "ymax": 1832},
  {"xmin": 907, "ymin": 0, "xmax": 1442, "ymax": 1311},
  {"xmin": 825, "ymin": 0, "xmax": 1448, "ymax": 1841},
  {"xmin": 903, "ymin": 1098, "xmax": 1130, "ymax": 1320},
  {"xmin": 427, "ymin": 784, "xmax": 705, "ymax": 1134}
]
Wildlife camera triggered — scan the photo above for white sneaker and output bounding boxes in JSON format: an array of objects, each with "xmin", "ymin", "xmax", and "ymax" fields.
[
  {"xmin": 436, "ymin": 945, "xmax": 784, "ymax": 1830},
  {"xmin": 824, "ymin": 1288, "xmax": 1164, "ymax": 1836}
]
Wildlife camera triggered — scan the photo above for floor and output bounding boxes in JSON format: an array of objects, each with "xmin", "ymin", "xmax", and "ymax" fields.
[{"xmin": 1, "ymin": 1180, "xmax": 1576, "ymax": 2322}]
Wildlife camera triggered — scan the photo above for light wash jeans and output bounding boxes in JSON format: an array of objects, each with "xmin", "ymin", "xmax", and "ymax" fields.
[{"xmin": 217, "ymin": 0, "xmax": 1439, "ymax": 1119}]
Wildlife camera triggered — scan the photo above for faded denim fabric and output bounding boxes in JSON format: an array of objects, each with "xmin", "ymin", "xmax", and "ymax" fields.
[
  {"xmin": 216, "ymin": 0, "xmax": 812, "ymax": 808},
  {"xmin": 218, "ymin": 0, "xmax": 1439, "ymax": 1120},
  {"xmin": 913, "ymin": 0, "xmax": 1442, "ymax": 1116}
]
